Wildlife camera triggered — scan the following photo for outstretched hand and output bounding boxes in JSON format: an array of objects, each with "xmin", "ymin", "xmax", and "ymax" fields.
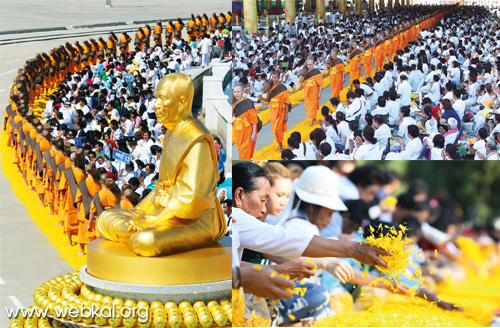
[{"xmin": 353, "ymin": 242, "xmax": 391, "ymax": 269}]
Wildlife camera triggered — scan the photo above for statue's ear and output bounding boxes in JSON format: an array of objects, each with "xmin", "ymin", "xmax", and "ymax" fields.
[{"xmin": 179, "ymin": 95, "xmax": 187, "ymax": 110}]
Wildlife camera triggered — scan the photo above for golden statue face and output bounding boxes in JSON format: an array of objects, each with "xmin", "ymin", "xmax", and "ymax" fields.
[{"xmin": 154, "ymin": 73, "xmax": 193, "ymax": 130}]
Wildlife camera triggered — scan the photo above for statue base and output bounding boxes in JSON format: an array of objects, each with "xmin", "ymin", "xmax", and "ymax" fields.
[
  {"xmin": 86, "ymin": 237, "xmax": 231, "ymax": 285},
  {"xmin": 80, "ymin": 265, "xmax": 231, "ymax": 303}
]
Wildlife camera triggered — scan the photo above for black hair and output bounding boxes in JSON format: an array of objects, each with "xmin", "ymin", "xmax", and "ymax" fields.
[
  {"xmin": 348, "ymin": 165, "xmax": 384, "ymax": 188},
  {"xmin": 399, "ymin": 216, "xmax": 421, "ymax": 238},
  {"xmin": 363, "ymin": 126, "xmax": 377, "ymax": 144},
  {"xmin": 407, "ymin": 125, "xmax": 419, "ymax": 138},
  {"xmin": 232, "ymin": 162, "xmax": 267, "ymax": 197}
]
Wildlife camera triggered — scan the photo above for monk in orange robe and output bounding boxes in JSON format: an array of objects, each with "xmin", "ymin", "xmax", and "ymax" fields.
[
  {"xmin": 187, "ymin": 15, "xmax": 197, "ymax": 42},
  {"xmin": 201, "ymin": 14, "xmax": 209, "ymax": 36},
  {"xmin": 36, "ymin": 131, "xmax": 52, "ymax": 206},
  {"xmin": 233, "ymin": 84, "xmax": 259, "ymax": 160},
  {"xmin": 261, "ymin": 71, "xmax": 290, "ymax": 151},
  {"xmin": 134, "ymin": 27, "xmax": 145, "ymax": 52},
  {"xmin": 210, "ymin": 13, "xmax": 218, "ymax": 35},
  {"xmin": 226, "ymin": 11, "xmax": 232, "ymax": 29},
  {"xmin": 327, "ymin": 49, "xmax": 345, "ymax": 99},
  {"xmin": 363, "ymin": 37, "xmax": 375, "ymax": 79},
  {"xmin": 174, "ymin": 18, "xmax": 184, "ymax": 40},
  {"xmin": 218, "ymin": 13, "xmax": 226, "ymax": 32},
  {"xmin": 59, "ymin": 152, "xmax": 86, "ymax": 246},
  {"xmin": 391, "ymin": 27, "xmax": 400, "ymax": 57},
  {"xmin": 382, "ymin": 30, "xmax": 393, "ymax": 64},
  {"xmin": 120, "ymin": 189, "xmax": 139, "ymax": 209},
  {"xmin": 301, "ymin": 58, "xmax": 324, "ymax": 125},
  {"xmin": 119, "ymin": 32, "xmax": 131, "ymax": 55},
  {"xmin": 165, "ymin": 21, "xmax": 174, "ymax": 46},
  {"xmin": 87, "ymin": 176, "xmax": 120, "ymax": 242},
  {"xmin": 75, "ymin": 164, "xmax": 101, "ymax": 255},
  {"xmin": 348, "ymin": 44, "xmax": 363, "ymax": 89},
  {"xmin": 153, "ymin": 21, "xmax": 163, "ymax": 46},
  {"xmin": 106, "ymin": 34, "xmax": 117, "ymax": 57},
  {"xmin": 144, "ymin": 24, "xmax": 151, "ymax": 48},
  {"xmin": 195, "ymin": 15, "xmax": 203, "ymax": 38}
]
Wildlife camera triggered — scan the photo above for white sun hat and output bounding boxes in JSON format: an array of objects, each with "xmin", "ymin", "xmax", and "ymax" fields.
[{"xmin": 293, "ymin": 165, "xmax": 347, "ymax": 212}]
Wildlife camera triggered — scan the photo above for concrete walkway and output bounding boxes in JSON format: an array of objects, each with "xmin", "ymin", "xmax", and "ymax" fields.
[
  {"xmin": 0, "ymin": 0, "xmax": 229, "ymax": 33},
  {"xmin": 0, "ymin": 157, "xmax": 72, "ymax": 327}
]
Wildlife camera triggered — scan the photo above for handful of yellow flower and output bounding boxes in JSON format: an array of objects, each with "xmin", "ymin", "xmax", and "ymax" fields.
[{"xmin": 364, "ymin": 224, "xmax": 415, "ymax": 283}]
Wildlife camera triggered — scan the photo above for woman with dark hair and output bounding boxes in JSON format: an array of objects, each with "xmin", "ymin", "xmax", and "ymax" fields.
[
  {"xmin": 417, "ymin": 105, "xmax": 438, "ymax": 135},
  {"xmin": 353, "ymin": 126, "xmax": 380, "ymax": 160},
  {"xmin": 439, "ymin": 98, "xmax": 461, "ymax": 130},
  {"xmin": 445, "ymin": 144, "xmax": 461, "ymax": 160},
  {"xmin": 371, "ymin": 96, "xmax": 388, "ymax": 117},
  {"xmin": 430, "ymin": 134, "xmax": 445, "ymax": 160},
  {"xmin": 232, "ymin": 161, "xmax": 391, "ymax": 268}
]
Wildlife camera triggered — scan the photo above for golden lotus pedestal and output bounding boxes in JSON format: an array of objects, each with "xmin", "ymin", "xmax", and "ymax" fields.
[{"xmin": 80, "ymin": 237, "xmax": 232, "ymax": 303}]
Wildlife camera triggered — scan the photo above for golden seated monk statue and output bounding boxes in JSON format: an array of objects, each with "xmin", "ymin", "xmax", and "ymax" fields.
[{"xmin": 98, "ymin": 73, "xmax": 226, "ymax": 257}]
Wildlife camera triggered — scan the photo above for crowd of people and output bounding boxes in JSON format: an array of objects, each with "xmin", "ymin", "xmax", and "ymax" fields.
[
  {"xmin": 231, "ymin": 160, "xmax": 500, "ymax": 326},
  {"xmin": 232, "ymin": 3, "xmax": 500, "ymax": 160},
  {"xmin": 4, "ymin": 12, "xmax": 231, "ymax": 256}
]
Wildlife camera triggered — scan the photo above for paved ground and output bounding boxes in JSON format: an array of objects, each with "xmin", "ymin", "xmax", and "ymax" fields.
[
  {"xmin": 0, "ymin": 0, "xmax": 229, "ymax": 32},
  {"xmin": 0, "ymin": 1, "xmax": 230, "ymax": 326}
]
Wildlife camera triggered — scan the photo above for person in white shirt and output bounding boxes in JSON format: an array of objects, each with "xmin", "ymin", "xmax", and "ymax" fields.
[
  {"xmin": 478, "ymin": 139, "xmax": 500, "ymax": 160},
  {"xmin": 346, "ymin": 91, "xmax": 363, "ymax": 122},
  {"xmin": 232, "ymin": 162, "xmax": 390, "ymax": 269},
  {"xmin": 371, "ymin": 96, "xmax": 389, "ymax": 116},
  {"xmin": 470, "ymin": 128, "xmax": 488, "ymax": 160},
  {"xmin": 131, "ymin": 140, "xmax": 150, "ymax": 164},
  {"xmin": 448, "ymin": 61, "xmax": 461, "ymax": 85},
  {"xmin": 373, "ymin": 115, "xmax": 392, "ymax": 150},
  {"xmin": 353, "ymin": 126, "xmax": 381, "ymax": 160},
  {"xmin": 397, "ymin": 74, "xmax": 412, "ymax": 107},
  {"xmin": 199, "ymin": 34, "xmax": 212, "ymax": 67},
  {"xmin": 429, "ymin": 134, "xmax": 445, "ymax": 160},
  {"xmin": 387, "ymin": 125, "xmax": 423, "ymax": 160},
  {"xmin": 452, "ymin": 89, "xmax": 466, "ymax": 119},
  {"xmin": 443, "ymin": 117, "xmax": 460, "ymax": 146},
  {"xmin": 121, "ymin": 114, "xmax": 135, "ymax": 138},
  {"xmin": 428, "ymin": 74, "xmax": 442, "ymax": 105},
  {"xmin": 397, "ymin": 106, "xmax": 416, "ymax": 146},
  {"xmin": 386, "ymin": 91, "xmax": 400, "ymax": 125},
  {"xmin": 336, "ymin": 112, "xmax": 351, "ymax": 146}
]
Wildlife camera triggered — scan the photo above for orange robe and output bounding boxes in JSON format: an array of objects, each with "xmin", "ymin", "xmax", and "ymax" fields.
[
  {"xmin": 36, "ymin": 138, "xmax": 51, "ymax": 195},
  {"xmin": 144, "ymin": 28, "xmax": 151, "ymax": 47},
  {"xmin": 374, "ymin": 41, "xmax": 384, "ymax": 69},
  {"xmin": 383, "ymin": 37, "xmax": 393, "ymax": 63},
  {"xmin": 87, "ymin": 189, "xmax": 118, "ymax": 241},
  {"xmin": 226, "ymin": 14, "xmax": 232, "ymax": 28},
  {"xmin": 154, "ymin": 24, "xmax": 163, "ymax": 46},
  {"xmin": 106, "ymin": 39, "xmax": 116, "ymax": 55},
  {"xmin": 329, "ymin": 59, "xmax": 344, "ymax": 98},
  {"xmin": 202, "ymin": 17, "xmax": 209, "ymax": 35},
  {"xmin": 195, "ymin": 18, "xmax": 202, "ymax": 38},
  {"xmin": 187, "ymin": 20, "xmax": 196, "ymax": 41},
  {"xmin": 120, "ymin": 199, "xmax": 134, "ymax": 209},
  {"xmin": 392, "ymin": 35, "xmax": 400, "ymax": 57},
  {"xmin": 75, "ymin": 177, "xmax": 101, "ymax": 245},
  {"xmin": 119, "ymin": 35, "xmax": 129, "ymax": 55},
  {"xmin": 165, "ymin": 24, "xmax": 174, "ymax": 45},
  {"xmin": 363, "ymin": 45, "xmax": 374, "ymax": 78},
  {"xmin": 59, "ymin": 167, "xmax": 86, "ymax": 236},
  {"xmin": 303, "ymin": 69, "xmax": 323, "ymax": 120},
  {"xmin": 233, "ymin": 98, "xmax": 258, "ymax": 160},
  {"xmin": 349, "ymin": 50, "xmax": 362, "ymax": 84},
  {"xmin": 210, "ymin": 16, "xmax": 218, "ymax": 35},
  {"xmin": 268, "ymin": 84, "xmax": 290, "ymax": 144},
  {"xmin": 175, "ymin": 22, "xmax": 183, "ymax": 39}
]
